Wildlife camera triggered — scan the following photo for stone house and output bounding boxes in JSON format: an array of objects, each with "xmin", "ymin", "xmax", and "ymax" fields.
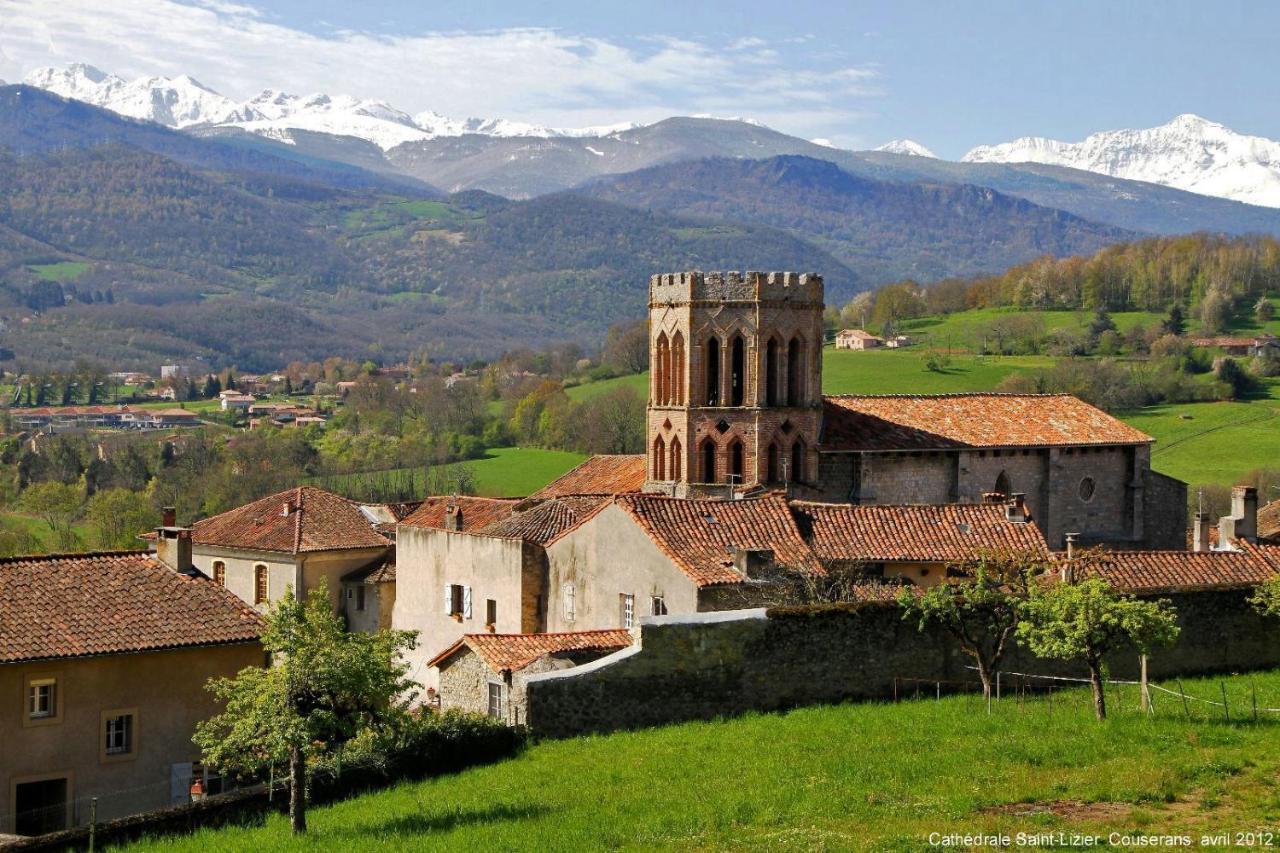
[
  {"xmin": 790, "ymin": 499, "xmax": 1049, "ymax": 586},
  {"xmin": 186, "ymin": 486, "xmax": 392, "ymax": 618},
  {"xmin": 340, "ymin": 554, "xmax": 397, "ymax": 632},
  {"xmin": 0, "ymin": 550, "xmax": 263, "ymax": 837},
  {"xmin": 428, "ymin": 630, "xmax": 632, "ymax": 724},
  {"xmin": 835, "ymin": 329, "xmax": 883, "ymax": 350}
]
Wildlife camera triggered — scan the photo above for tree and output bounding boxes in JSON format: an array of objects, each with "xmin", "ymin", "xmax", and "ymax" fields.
[
  {"xmin": 194, "ymin": 585, "xmax": 419, "ymax": 834},
  {"xmin": 601, "ymin": 319, "xmax": 649, "ymax": 375},
  {"xmin": 898, "ymin": 549, "xmax": 1043, "ymax": 702},
  {"xmin": 18, "ymin": 480, "xmax": 82, "ymax": 541},
  {"xmin": 202, "ymin": 374, "xmax": 222, "ymax": 399},
  {"xmin": 1255, "ymin": 296, "xmax": 1274, "ymax": 324},
  {"xmin": 1017, "ymin": 575, "xmax": 1179, "ymax": 719},
  {"xmin": 85, "ymin": 488, "xmax": 160, "ymax": 550},
  {"xmin": 1249, "ymin": 574, "xmax": 1280, "ymax": 618},
  {"xmin": 1162, "ymin": 303, "xmax": 1187, "ymax": 337}
]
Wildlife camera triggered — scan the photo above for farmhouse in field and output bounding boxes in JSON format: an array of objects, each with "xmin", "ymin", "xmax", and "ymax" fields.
[
  {"xmin": 835, "ymin": 328, "xmax": 882, "ymax": 350},
  {"xmin": 0, "ymin": 550, "xmax": 263, "ymax": 836}
]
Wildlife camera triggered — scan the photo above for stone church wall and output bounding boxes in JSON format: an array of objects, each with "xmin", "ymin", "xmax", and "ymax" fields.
[{"xmin": 525, "ymin": 589, "xmax": 1280, "ymax": 738}]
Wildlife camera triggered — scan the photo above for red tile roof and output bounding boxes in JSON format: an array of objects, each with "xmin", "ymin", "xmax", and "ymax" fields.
[
  {"xmin": 429, "ymin": 629, "xmax": 633, "ymax": 672},
  {"xmin": 820, "ymin": 394, "xmax": 1152, "ymax": 451},
  {"xmin": 791, "ymin": 502, "xmax": 1049, "ymax": 564},
  {"xmin": 341, "ymin": 553, "xmax": 396, "ymax": 584},
  {"xmin": 1259, "ymin": 500, "xmax": 1280, "ymax": 542},
  {"xmin": 0, "ymin": 551, "xmax": 264, "ymax": 663},
  {"xmin": 1086, "ymin": 546, "xmax": 1277, "ymax": 594},
  {"xmin": 615, "ymin": 493, "xmax": 825, "ymax": 587},
  {"xmin": 192, "ymin": 486, "xmax": 390, "ymax": 554},
  {"xmin": 399, "ymin": 496, "xmax": 520, "ymax": 531},
  {"xmin": 476, "ymin": 496, "xmax": 611, "ymax": 545},
  {"xmin": 531, "ymin": 454, "xmax": 646, "ymax": 498}
]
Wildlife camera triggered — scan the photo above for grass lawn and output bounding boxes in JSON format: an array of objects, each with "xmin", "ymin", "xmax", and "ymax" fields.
[
  {"xmin": 899, "ymin": 307, "xmax": 1166, "ymax": 350},
  {"xmin": 128, "ymin": 669, "xmax": 1280, "ymax": 851},
  {"xmin": 0, "ymin": 512, "xmax": 95, "ymax": 552},
  {"xmin": 1122, "ymin": 397, "xmax": 1280, "ymax": 486},
  {"xmin": 26, "ymin": 261, "xmax": 90, "ymax": 282},
  {"xmin": 564, "ymin": 373, "xmax": 649, "ymax": 402},
  {"xmin": 317, "ymin": 448, "xmax": 587, "ymax": 499}
]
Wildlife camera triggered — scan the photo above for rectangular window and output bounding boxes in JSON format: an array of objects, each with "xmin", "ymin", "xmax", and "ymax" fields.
[
  {"xmin": 254, "ymin": 565, "xmax": 268, "ymax": 605},
  {"xmin": 563, "ymin": 583, "xmax": 576, "ymax": 622},
  {"xmin": 448, "ymin": 584, "xmax": 463, "ymax": 616},
  {"xmin": 212, "ymin": 561, "xmax": 226, "ymax": 586},
  {"xmin": 620, "ymin": 593, "xmax": 635, "ymax": 628},
  {"xmin": 486, "ymin": 598, "xmax": 497, "ymax": 627},
  {"xmin": 27, "ymin": 679, "xmax": 56, "ymax": 719},
  {"xmin": 487, "ymin": 683, "xmax": 503, "ymax": 719},
  {"xmin": 651, "ymin": 596, "xmax": 668, "ymax": 617},
  {"xmin": 104, "ymin": 713, "xmax": 134, "ymax": 756},
  {"xmin": 355, "ymin": 585, "xmax": 366, "ymax": 612}
]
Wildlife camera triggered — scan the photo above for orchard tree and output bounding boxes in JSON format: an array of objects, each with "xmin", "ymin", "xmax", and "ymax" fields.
[
  {"xmin": 1018, "ymin": 576, "xmax": 1178, "ymax": 720},
  {"xmin": 1249, "ymin": 574, "xmax": 1280, "ymax": 618},
  {"xmin": 898, "ymin": 549, "xmax": 1044, "ymax": 703},
  {"xmin": 194, "ymin": 585, "xmax": 419, "ymax": 834}
]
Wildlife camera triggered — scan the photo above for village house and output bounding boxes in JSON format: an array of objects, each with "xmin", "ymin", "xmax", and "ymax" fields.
[
  {"xmin": 11, "ymin": 406, "xmax": 201, "ymax": 433},
  {"xmin": 0, "ymin": 545, "xmax": 263, "ymax": 837},
  {"xmin": 1190, "ymin": 335, "xmax": 1279, "ymax": 357},
  {"xmin": 219, "ymin": 392, "xmax": 255, "ymax": 412},
  {"xmin": 835, "ymin": 329, "xmax": 882, "ymax": 350},
  {"xmin": 184, "ymin": 486, "xmax": 393, "ymax": 620},
  {"xmin": 429, "ymin": 630, "xmax": 632, "ymax": 724}
]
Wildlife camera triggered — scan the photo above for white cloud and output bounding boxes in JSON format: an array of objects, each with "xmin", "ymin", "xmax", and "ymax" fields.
[{"xmin": 0, "ymin": 0, "xmax": 881, "ymax": 144}]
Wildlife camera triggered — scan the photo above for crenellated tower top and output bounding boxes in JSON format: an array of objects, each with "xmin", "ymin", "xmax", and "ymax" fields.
[{"xmin": 649, "ymin": 271, "xmax": 824, "ymax": 307}]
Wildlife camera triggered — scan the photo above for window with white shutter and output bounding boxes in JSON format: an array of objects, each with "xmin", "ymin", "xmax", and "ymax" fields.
[
  {"xmin": 563, "ymin": 583, "xmax": 576, "ymax": 622},
  {"xmin": 462, "ymin": 586, "xmax": 473, "ymax": 619}
]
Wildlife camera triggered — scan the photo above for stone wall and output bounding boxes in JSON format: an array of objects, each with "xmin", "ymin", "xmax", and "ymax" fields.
[
  {"xmin": 1144, "ymin": 470, "xmax": 1189, "ymax": 551},
  {"xmin": 525, "ymin": 589, "xmax": 1280, "ymax": 738}
]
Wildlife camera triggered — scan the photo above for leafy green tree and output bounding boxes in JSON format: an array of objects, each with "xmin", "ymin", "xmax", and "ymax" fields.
[
  {"xmin": 85, "ymin": 488, "xmax": 160, "ymax": 550},
  {"xmin": 195, "ymin": 585, "xmax": 419, "ymax": 834},
  {"xmin": 202, "ymin": 374, "xmax": 222, "ymax": 399},
  {"xmin": 1162, "ymin": 303, "xmax": 1187, "ymax": 337},
  {"xmin": 898, "ymin": 549, "xmax": 1043, "ymax": 702},
  {"xmin": 1017, "ymin": 575, "xmax": 1179, "ymax": 719},
  {"xmin": 18, "ymin": 480, "xmax": 83, "ymax": 540},
  {"xmin": 1255, "ymin": 296, "xmax": 1275, "ymax": 324},
  {"xmin": 1249, "ymin": 574, "xmax": 1280, "ymax": 618}
]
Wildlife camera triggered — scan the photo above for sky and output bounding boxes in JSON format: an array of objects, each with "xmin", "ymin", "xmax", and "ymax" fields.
[{"xmin": 1, "ymin": 0, "xmax": 1277, "ymax": 157}]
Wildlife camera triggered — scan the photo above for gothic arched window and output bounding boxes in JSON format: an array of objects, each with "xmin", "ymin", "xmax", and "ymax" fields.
[
  {"xmin": 701, "ymin": 439, "xmax": 717, "ymax": 483},
  {"xmin": 765, "ymin": 337, "xmax": 780, "ymax": 406},
  {"xmin": 994, "ymin": 470, "xmax": 1011, "ymax": 497},
  {"xmin": 729, "ymin": 438, "xmax": 744, "ymax": 485},
  {"xmin": 670, "ymin": 436, "xmax": 682, "ymax": 481},
  {"xmin": 730, "ymin": 334, "xmax": 746, "ymax": 407},
  {"xmin": 655, "ymin": 332, "xmax": 670, "ymax": 405},
  {"xmin": 787, "ymin": 337, "xmax": 804, "ymax": 406},
  {"xmin": 767, "ymin": 442, "xmax": 780, "ymax": 483},
  {"xmin": 652, "ymin": 435, "xmax": 666, "ymax": 481},
  {"xmin": 790, "ymin": 437, "xmax": 807, "ymax": 483},
  {"xmin": 671, "ymin": 331, "xmax": 685, "ymax": 405},
  {"xmin": 705, "ymin": 337, "xmax": 721, "ymax": 406}
]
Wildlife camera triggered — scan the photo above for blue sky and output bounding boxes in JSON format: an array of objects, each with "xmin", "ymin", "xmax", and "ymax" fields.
[{"xmin": 1, "ymin": 0, "xmax": 1275, "ymax": 156}]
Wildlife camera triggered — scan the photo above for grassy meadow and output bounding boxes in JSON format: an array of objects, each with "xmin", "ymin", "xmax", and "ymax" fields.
[
  {"xmin": 126, "ymin": 669, "xmax": 1280, "ymax": 851},
  {"xmin": 315, "ymin": 448, "xmax": 587, "ymax": 500}
]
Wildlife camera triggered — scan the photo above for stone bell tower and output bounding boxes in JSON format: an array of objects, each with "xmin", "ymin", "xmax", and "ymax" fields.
[{"xmin": 643, "ymin": 270, "xmax": 824, "ymax": 497}]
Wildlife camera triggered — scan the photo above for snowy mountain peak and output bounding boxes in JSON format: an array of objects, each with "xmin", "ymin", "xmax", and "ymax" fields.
[
  {"xmin": 20, "ymin": 62, "xmax": 653, "ymax": 151},
  {"xmin": 963, "ymin": 115, "xmax": 1280, "ymax": 208},
  {"xmin": 873, "ymin": 139, "xmax": 937, "ymax": 158}
]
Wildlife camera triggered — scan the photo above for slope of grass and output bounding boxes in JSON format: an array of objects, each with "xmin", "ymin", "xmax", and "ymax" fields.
[
  {"xmin": 315, "ymin": 448, "xmax": 587, "ymax": 499},
  {"xmin": 0, "ymin": 512, "xmax": 95, "ymax": 553},
  {"xmin": 26, "ymin": 261, "xmax": 90, "ymax": 282},
  {"xmin": 822, "ymin": 349, "xmax": 1056, "ymax": 395},
  {"xmin": 1123, "ymin": 397, "xmax": 1280, "ymax": 486},
  {"xmin": 129, "ymin": 669, "xmax": 1280, "ymax": 851},
  {"xmin": 898, "ymin": 307, "xmax": 1165, "ymax": 349}
]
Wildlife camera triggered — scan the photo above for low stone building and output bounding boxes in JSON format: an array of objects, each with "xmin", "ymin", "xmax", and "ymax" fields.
[
  {"xmin": 835, "ymin": 329, "xmax": 883, "ymax": 350},
  {"xmin": 340, "ymin": 553, "xmax": 397, "ymax": 632},
  {"xmin": 0, "ymin": 550, "xmax": 264, "ymax": 836},
  {"xmin": 186, "ymin": 486, "xmax": 393, "ymax": 616},
  {"xmin": 429, "ymin": 630, "xmax": 632, "ymax": 724}
]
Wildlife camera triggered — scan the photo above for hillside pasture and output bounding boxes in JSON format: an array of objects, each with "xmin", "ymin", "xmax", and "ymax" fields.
[
  {"xmin": 26, "ymin": 261, "xmax": 90, "ymax": 282},
  {"xmin": 128, "ymin": 668, "xmax": 1280, "ymax": 851}
]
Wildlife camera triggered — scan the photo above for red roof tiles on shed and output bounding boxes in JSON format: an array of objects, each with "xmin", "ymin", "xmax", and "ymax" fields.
[
  {"xmin": 399, "ymin": 496, "xmax": 521, "ymax": 531},
  {"xmin": 476, "ymin": 496, "xmax": 611, "ymax": 545},
  {"xmin": 192, "ymin": 486, "xmax": 390, "ymax": 555},
  {"xmin": 531, "ymin": 454, "xmax": 646, "ymax": 498},
  {"xmin": 0, "ymin": 551, "xmax": 263, "ymax": 663},
  {"xmin": 792, "ymin": 502, "xmax": 1049, "ymax": 564},
  {"xmin": 428, "ymin": 630, "xmax": 633, "ymax": 672},
  {"xmin": 820, "ymin": 394, "xmax": 1152, "ymax": 451},
  {"xmin": 1088, "ymin": 546, "xmax": 1278, "ymax": 594},
  {"xmin": 615, "ymin": 493, "xmax": 824, "ymax": 587}
]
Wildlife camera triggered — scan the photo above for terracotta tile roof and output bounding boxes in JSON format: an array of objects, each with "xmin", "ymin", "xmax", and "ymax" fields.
[
  {"xmin": 1086, "ymin": 546, "xmax": 1277, "ymax": 594},
  {"xmin": 399, "ymin": 496, "xmax": 520, "ymax": 531},
  {"xmin": 476, "ymin": 496, "xmax": 611, "ymax": 545},
  {"xmin": 820, "ymin": 394, "xmax": 1152, "ymax": 451},
  {"xmin": 531, "ymin": 454, "xmax": 646, "ymax": 498},
  {"xmin": 428, "ymin": 629, "xmax": 633, "ymax": 672},
  {"xmin": 837, "ymin": 329, "xmax": 881, "ymax": 340},
  {"xmin": 1259, "ymin": 500, "xmax": 1280, "ymax": 542},
  {"xmin": 341, "ymin": 553, "xmax": 396, "ymax": 584},
  {"xmin": 1191, "ymin": 336, "xmax": 1267, "ymax": 348},
  {"xmin": 791, "ymin": 501, "xmax": 1049, "ymax": 564},
  {"xmin": 615, "ymin": 493, "xmax": 825, "ymax": 587},
  {"xmin": 192, "ymin": 486, "xmax": 390, "ymax": 554},
  {"xmin": 0, "ymin": 551, "xmax": 264, "ymax": 663}
]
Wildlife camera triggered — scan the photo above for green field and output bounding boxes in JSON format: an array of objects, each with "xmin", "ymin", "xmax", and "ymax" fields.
[
  {"xmin": 564, "ymin": 372, "xmax": 649, "ymax": 402},
  {"xmin": 1122, "ymin": 396, "xmax": 1280, "ymax": 486},
  {"xmin": 899, "ymin": 307, "xmax": 1167, "ymax": 350},
  {"xmin": 0, "ymin": 512, "xmax": 94, "ymax": 552},
  {"xmin": 319, "ymin": 448, "xmax": 588, "ymax": 499},
  {"xmin": 129, "ymin": 669, "xmax": 1280, "ymax": 851},
  {"xmin": 26, "ymin": 261, "xmax": 90, "ymax": 282}
]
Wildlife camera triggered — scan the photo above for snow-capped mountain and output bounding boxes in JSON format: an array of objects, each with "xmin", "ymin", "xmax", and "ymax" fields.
[
  {"xmin": 20, "ymin": 63, "xmax": 645, "ymax": 151},
  {"xmin": 873, "ymin": 139, "xmax": 937, "ymax": 158},
  {"xmin": 963, "ymin": 114, "xmax": 1280, "ymax": 208}
]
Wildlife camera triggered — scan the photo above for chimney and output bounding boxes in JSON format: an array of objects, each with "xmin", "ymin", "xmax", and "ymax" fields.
[
  {"xmin": 1064, "ymin": 532, "xmax": 1078, "ymax": 561},
  {"xmin": 1192, "ymin": 511, "xmax": 1212, "ymax": 552},
  {"xmin": 732, "ymin": 548, "xmax": 775, "ymax": 580},
  {"xmin": 981, "ymin": 492, "xmax": 1004, "ymax": 504},
  {"xmin": 155, "ymin": 525, "xmax": 193, "ymax": 574},
  {"xmin": 1005, "ymin": 493, "xmax": 1028, "ymax": 523},
  {"xmin": 1233, "ymin": 485, "xmax": 1258, "ymax": 543},
  {"xmin": 162, "ymin": 506, "xmax": 176, "ymax": 528},
  {"xmin": 444, "ymin": 504, "xmax": 463, "ymax": 532}
]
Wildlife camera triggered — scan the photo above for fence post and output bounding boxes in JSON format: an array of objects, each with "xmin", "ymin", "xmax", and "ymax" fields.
[
  {"xmin": 89, "ymin": 797, "xmax": 97, "ymax": 853},
  {"xmin": 996, "ymin": 671, "xmax": 1001, "ymax": 700},
  {"xmin": 1252, "ymin": 682, "xmax": 1259, "ymax": 722},
  {"xmin": 1140, "ymin": 655, "xmax": 1150, "ymax": 716},
  {"xmin": 1177, "ymin": 679, "xmax": 1191, "ymax": 720},
  {"xmin": 1220, "ymin": 682, "xmax": 1231, "ymax": 722}
]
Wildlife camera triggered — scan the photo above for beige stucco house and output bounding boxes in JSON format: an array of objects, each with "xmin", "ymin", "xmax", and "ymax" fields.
[{"xmin": 0, "ymin": 549, "xmax": 263, "ymax": 837}]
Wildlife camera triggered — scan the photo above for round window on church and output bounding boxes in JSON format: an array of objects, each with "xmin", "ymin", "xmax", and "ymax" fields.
[{"xmin": 1078, "ymin": 476, "xmax": 1096, "ymax": 503}]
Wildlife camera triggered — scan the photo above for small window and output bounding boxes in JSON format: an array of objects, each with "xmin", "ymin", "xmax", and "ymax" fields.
[
  {"xmin": 212, "ymin": 561, "xmax": 225, "ymax": 586},
  {"xmin": 103, "ymin": 711, "xmax": 135, "ymax": 758},
  {"xmin": 563, "ymin": 583, "xmax": 576, "ymax": 622},
  {"xmin": 620, "ymin": 593, "xmax": 635, "ymax": 628},
  {"xmin": 651, "ymin": 596, "xmax": 668, "ymax": 616},
  {"xmin": 253, "ymin": 564, "xmax": 268, "ymax": 605},
  {"xmin": 487, "ymin": 682, "xmax": 503, "ymax": 719},
  {"xmin": 27, "ymin": 678, "xmax": 57, "ymax": 720},
  {"xmin": 355, "ymin": 585, "xmax": 366, "ymax": 612},
  {"xmin": 486, "ymin": 598, "xmax": 497, "ymax": 627},
  {"xmin": 1078, "ymin": 476, "xmax": 1096, "ymax": 502}
]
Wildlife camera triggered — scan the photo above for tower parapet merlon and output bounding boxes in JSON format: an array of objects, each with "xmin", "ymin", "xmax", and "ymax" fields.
[{"xmin": 649, "ymin": 270, "xmax": 823, "ymax": 304}]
